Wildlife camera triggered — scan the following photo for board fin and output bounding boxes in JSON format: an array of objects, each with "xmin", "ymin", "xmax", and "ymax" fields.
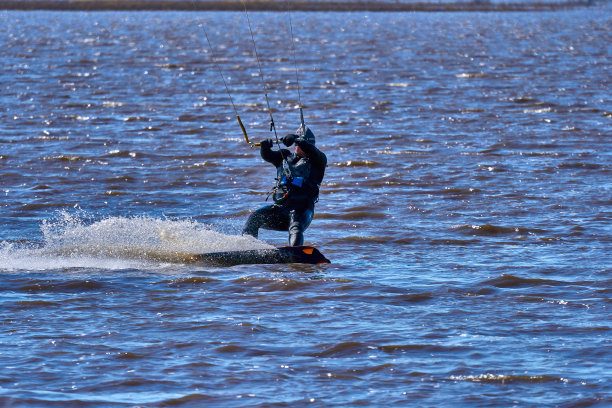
[{"xmin": 189, "ymin": 246, "xmax": 329, "ymax": 267}]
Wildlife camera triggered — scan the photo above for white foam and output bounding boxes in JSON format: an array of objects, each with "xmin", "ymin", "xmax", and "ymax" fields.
[{"xmin": 0, "ymin": 212, "xmax": 273, "ymax": 271}]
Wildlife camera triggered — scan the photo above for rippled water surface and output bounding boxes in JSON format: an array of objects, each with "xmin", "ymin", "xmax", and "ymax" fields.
[{"xmin": 1, "ymin": 6, "xmax": 611, "ymax": 407}]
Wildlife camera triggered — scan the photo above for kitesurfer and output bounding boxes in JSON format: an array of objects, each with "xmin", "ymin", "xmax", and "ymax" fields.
[{"xmin": 242, "ymin": 125, "xmax": 327, "ymax": 246}]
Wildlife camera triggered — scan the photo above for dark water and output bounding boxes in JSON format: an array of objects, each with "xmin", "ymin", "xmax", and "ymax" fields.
[{"xmin": 1, "ymin": 6, "xmax": 611, "ymax": 407}]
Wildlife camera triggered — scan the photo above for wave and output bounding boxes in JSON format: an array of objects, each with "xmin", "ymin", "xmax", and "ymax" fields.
[
  {"xmin": 42, "ymin": 154, "xmax": 90, "ymax": 162},
  {"xmin": 448, "ymin": 373, "xmax": 566, "ymax": 384},
  {"xmin": 316, "ymin": 211, "xmax": 387, "ymax": 221},
  {"xmin": 232, "ymin": 276, "xmax": 315, "ymax": 292},
  {"xmin": 162, "ymin": 276, "xmax": 218, "ymax": 286},
  {"xmin": 451, "ymin": 224, "xmax": 547, "ymax": 236},
  {"xmin": 312, "ymin": 341, "xmax": 469, "ymax": 358},
  {"xmin": 332, "ymin": 160, "xmax": 379, "ymax": 168},
  {"xmin": 0, "ymin": 388, "xmax": 213, "ymax": 406},
  {"xmin": 558, "ymin": 162, "xmax": 604, "ymax": 170},
  {"xmin": 388, "ymin": 292, "xmax": 434, "ymax": 304},
  {"xmin": 312, "ymin": 341, "xmax": 366, "ymax": 358},
  {"xmin": 480, "ymin": 274, "xmax": 568, "ymax": 289},
  {"xmin": 0, "ymin": 212, "xmax": 272, "ymax": 271},
  {"xmin": 16, "ymin": 279, "xmax": 107, "ymax": 292},
  {"xmin": 329, "ymin": 235, "xmax": 393, "ymax": 244}
]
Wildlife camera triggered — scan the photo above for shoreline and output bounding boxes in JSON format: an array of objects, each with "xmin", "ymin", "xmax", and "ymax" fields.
[{"xmin": 0, "ymin": 0, "xmax": 597, "ymax": 12}]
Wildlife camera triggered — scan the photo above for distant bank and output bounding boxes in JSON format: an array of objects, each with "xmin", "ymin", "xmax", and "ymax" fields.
[{"xmin": 0, "ymin": 0, "xmax": 597, "ymax": 12}]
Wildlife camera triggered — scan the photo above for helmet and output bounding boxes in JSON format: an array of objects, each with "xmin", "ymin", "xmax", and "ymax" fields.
[{"xmin": 296, "ymin": 125, "xmax": 316, "ymax": 144}]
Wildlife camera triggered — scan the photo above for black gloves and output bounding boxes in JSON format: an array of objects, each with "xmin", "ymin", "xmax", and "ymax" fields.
[
  {"xmin": 282, "ymin": 134, "xmax": 298, "ymax": 147},
  {"xmin": 260, "ymin": 138, "xmax": 274, "ymax": 149},
  {"xmin": 261, "ymin": 134, "xmax": 301, "ymax": 148}
]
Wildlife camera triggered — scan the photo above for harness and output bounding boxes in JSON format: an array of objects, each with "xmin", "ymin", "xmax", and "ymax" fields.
[{"xmin": 269, "ymin": 155, "xmax": 319, "ymax": 204}]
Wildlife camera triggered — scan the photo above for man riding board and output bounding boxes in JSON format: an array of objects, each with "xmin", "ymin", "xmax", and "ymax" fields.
[{"xmin": 242, "ymin": 125, "xmax": 327, "ymax": 246}]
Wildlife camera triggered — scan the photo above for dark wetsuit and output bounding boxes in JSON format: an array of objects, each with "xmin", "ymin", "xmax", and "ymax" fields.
[{"xmin": 242, "ymin": 136, "xmax": 327, "ymax": 246}]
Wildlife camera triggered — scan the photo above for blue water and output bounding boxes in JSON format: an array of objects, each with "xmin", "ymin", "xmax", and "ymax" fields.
[{"xmin": 0, "ymin": 5, "xmax": 611, "ymax": 407}]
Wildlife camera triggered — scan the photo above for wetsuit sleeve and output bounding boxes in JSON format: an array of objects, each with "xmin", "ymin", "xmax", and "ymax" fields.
[
  {"xmin": 295, "ymin": 140, "xmax": 327, "ymax": 172},
  {"xmin": 260, "ymin": 142, "xmax": 290, "ymax": 168}
]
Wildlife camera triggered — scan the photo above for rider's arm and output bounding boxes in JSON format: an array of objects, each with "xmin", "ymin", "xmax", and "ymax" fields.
[
  {"xmin": 260, "ymin": 139, "xmax": 289, "ymax": 168},
  {"xmin": 295, "ymin": 139, "xmax": 327, "ymax": 171}
]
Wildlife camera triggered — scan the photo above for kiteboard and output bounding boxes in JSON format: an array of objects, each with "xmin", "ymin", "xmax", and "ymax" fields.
[{"xmin": 188, "ymin": 246, "xmax": 330, "ymax": 267}]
